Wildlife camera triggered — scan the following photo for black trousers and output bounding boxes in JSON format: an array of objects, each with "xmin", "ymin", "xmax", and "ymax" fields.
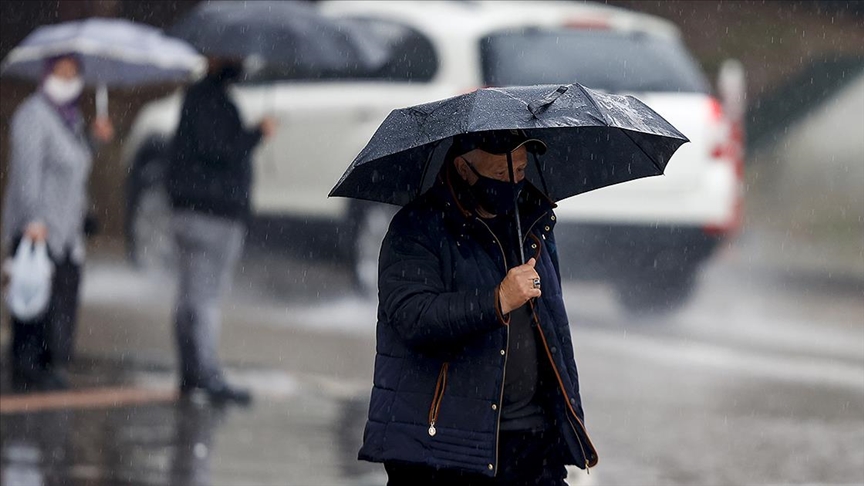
[
  {"xmin": 10, "ymin": 248, "xmax": 82, "ymax": 378},
  {"xmin": 385, "ymin": 428, "xmax": 569, "ymax": 486}
]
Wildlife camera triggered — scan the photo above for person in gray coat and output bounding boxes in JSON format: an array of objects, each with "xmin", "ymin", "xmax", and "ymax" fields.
[
  {"xmin": 166, "ymin": 57, "xmax": 276, "ymax": 405},
  {"xmin": 1, "ymin": 54, "xmax": 114, "ymax": 392}
]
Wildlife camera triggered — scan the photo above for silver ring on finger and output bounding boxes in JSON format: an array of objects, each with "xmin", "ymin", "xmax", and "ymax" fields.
[{"xmin": 532, "ymin": 277, "xmax": 541, "ymax": 290}]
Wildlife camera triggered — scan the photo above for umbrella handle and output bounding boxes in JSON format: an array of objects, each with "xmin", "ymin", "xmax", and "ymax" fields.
[{"xmin": 96, "ymin": 83, "xmax": 108, "ymax": 119}]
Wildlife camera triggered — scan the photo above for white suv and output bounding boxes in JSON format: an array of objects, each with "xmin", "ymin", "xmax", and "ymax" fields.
[{"xmin": 123, "ymin": 0, "xmax": 744, "ymax": 313}]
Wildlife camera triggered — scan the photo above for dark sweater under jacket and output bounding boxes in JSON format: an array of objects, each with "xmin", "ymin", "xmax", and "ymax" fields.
[
  {"xmin": 167, "ymin": 75, "xmax": 262, "ymax": 220},
  {"xmin": 358, "ymin": 166, "xmax": 599, "ymax": 476},
  {"xmin": 483, "ymin": 209, "xmax": 548, "ymax": 432}
]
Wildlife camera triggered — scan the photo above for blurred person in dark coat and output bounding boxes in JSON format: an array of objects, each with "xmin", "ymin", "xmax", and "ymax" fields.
[
  {"xmin": 358, "ymin": 131, "xmax": 599, "ymax": 485},
  {"xmin": 166, "ymin": 58, "xmax": 276, "ymax": 405},
  {"xmin": 1, "ymin": 54, "xmax": 114, "ymax": 392}
]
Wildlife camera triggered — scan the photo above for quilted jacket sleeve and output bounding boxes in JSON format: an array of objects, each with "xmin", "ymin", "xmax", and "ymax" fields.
[{"xmin": 378, "ymin": 209, "xmax": 505, "ymax": 350}]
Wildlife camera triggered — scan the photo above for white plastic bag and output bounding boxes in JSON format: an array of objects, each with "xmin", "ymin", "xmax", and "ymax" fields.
[{"xmin": 4, "ymin": 237, "xmax": 54, "ymax": 321}]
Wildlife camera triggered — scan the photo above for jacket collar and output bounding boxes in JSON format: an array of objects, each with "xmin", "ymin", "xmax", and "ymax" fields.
[{"xmin": 427, "ymin": 161, "xmax": 557, "ymax": 240}]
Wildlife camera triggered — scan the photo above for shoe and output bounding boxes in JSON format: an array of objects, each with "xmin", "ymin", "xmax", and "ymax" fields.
[
  {"xmin": 203, "ymin": 381, "xmax": 252, "ymax": 405},
  {"xmin": 179, "ymin": 379, "xmax": 252, "ymax": 406}
]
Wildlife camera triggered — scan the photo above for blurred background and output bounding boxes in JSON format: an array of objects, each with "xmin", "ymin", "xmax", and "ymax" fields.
[{"xmin": 0, "ymin": 1, "xmax": 862, "ymax": 485}]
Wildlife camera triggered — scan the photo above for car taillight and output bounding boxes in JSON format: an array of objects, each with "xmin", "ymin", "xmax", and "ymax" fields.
[
  {"xmin": 707, "ymin": 97, "xmax": 727, "ymax": 158},
  {"xmin": 704, "ymin": 96, "xmax": 745, "ymax": 237},
  {"xmin": 707, "ymin": 97, "xmax": 744, "ymax": 176},
  {"xmin": 708, "ymin": 96, "xmax": 725, "ymax": 121}
]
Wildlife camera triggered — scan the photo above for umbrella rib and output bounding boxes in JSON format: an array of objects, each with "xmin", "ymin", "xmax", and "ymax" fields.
[
  {"xmin": 417, "ymin": 139, "xmax": 441, "ymax": 198},
  {"xmin": 465, "ymin": 91, "xmax": 479, "ymax": 134},
  {"xmin": 488, "ymin": 86, "xmax": 531, "ymax": 109},
  {"xmin": 619, "ymin": 128, "xmax": 666, "ymax": 174},
  {"xmin": 575, "ymin": 83, "xmax": 608, "ymax": 126},
  {"xmin": 531, "ymin": 151, "xmax": 550, "ymax": 197},
  {"xmin": 577, "ymin": 84, "xmax": 667, "ymax": 174}
]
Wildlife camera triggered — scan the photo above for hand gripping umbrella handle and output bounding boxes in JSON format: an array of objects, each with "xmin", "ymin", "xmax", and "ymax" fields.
[{"xmin": 528, "ymin": 85, "xmax": 569, "ymax": 117}]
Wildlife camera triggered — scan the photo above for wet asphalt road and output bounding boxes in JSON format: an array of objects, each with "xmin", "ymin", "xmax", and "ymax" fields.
[{"xmin": 1, "ymin": 229, "xmax": 862, "ymax": 486}]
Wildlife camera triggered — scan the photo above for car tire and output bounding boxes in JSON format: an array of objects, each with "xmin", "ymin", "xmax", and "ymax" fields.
[
  {"xmin": 614, "ymin": 266, "xmax": 697, "ymax": 316},
  {"xmin": 350, "ymin": 203, "xmax": 397, "ymax": 296},
  {"xmin": 128, "ymin": 175, "xmax": 176, "ymax": 274}
]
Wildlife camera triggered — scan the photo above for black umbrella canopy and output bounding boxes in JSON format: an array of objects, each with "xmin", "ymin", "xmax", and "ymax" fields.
[
  {"xmin": 330, "ymin": 83, "xmax": 689, "ymax": 207},
  {"xmin": 169, "ymin": 0, "xmax": 387, "ymax": 74}
]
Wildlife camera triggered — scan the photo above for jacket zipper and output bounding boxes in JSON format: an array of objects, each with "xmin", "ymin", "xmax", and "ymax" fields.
[
  {"xmin": 473, "ymin": 212, "xmax": 546, "ymax": 475},
  {"xmin": 517, "ymin": 209, "xmax": 593, "ymax": 463},
  {"xmin": 565, "ymin": 413, "xmax": 590, "ymax": 473},
  {"xmin": 531, "ymin": 304, "xmax": 598, "ymax": 470},
  {"xmin": 474, "ymin": 216, "xmax": 510, "ymax": 475},
  {"xmin": 493, "ymin": 318, "xmax": 510, "ymax": 475},
  {"xmin": 427, "ymin": 362, "xmax": 450, "ymax": 436},
  {"xmin": 523, "ymin": 211, "xmax": 598, "ymax": 469}
]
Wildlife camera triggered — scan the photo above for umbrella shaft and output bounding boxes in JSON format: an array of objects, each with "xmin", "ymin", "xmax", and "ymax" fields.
[
  {"xmin": 507, "ymin": 152, "xmax": 525, "ymax": 265},
  {"xmin": 96, "ymin": 84, "xmax": 108, "ymax": 118}
]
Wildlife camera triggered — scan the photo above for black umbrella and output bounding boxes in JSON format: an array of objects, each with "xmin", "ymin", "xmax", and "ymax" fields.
[
  {"xmin": 329, "ymin": 83, "xmax": 689, "ymax": 262},
  {"xmin": 169, "ymin": 1, "xmax": 387, "ymax": 74}
]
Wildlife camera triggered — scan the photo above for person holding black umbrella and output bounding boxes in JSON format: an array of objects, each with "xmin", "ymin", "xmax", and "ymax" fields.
[
  {"xmin": 359, "ymin": 130, "xmax": 599, "ymax": 484},
  {"xmin": 165, "ymin": 58, "xmax": 276, "ymax": 405},
  {"xmin": 336, "ymin": 83, "xmax": 688, "ymax": 483}
]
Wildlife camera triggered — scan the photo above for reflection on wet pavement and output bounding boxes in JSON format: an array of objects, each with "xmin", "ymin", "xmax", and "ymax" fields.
[
  {"xmin": 171, "ymin": 401, "xmax": 223, "ymax": 486},
  {"xmin": 0, "ymin": 360, "xmax": 383, "ymax": 486},
  {"xmin": 1, "ymin": 246, "xmax": 861, "ymax": 485}
]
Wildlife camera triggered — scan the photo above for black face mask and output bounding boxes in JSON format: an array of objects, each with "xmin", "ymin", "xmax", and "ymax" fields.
[{"xmin": 463, "ymin": 159, "xmax": 525, "ymax": 214}]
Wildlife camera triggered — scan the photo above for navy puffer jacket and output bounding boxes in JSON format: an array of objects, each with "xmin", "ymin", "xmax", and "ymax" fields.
[{"xmin": 358, "ymin": 171, "xmax": 599, "ymax": 476}]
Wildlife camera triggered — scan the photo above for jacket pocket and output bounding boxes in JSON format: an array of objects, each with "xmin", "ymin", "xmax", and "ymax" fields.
[{"xmin": 427, "ymin": 362, "xmax": 449, "ymax": 436}]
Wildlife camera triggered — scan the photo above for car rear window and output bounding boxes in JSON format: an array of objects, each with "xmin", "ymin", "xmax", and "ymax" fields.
[{"xmin": 480, "ymin": 29, "xmax": 710, "ymax": 94}]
